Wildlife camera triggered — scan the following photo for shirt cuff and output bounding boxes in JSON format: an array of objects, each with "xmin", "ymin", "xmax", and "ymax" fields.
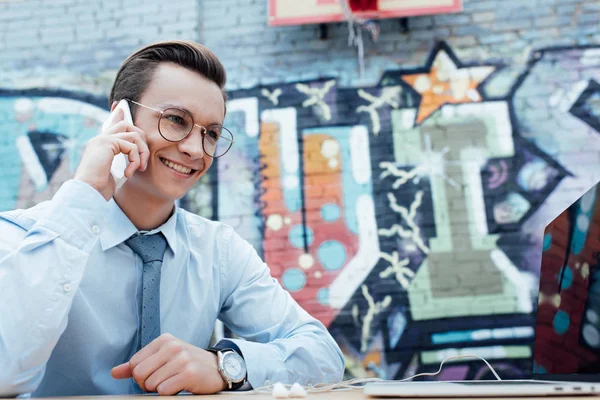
[
  {"xmin": 225, "ymin": 338, "xmax": 283, "ymax": 390},
  {"xmin": 41, "ymin": 179, "xmax": 109, "ymax": 253}
]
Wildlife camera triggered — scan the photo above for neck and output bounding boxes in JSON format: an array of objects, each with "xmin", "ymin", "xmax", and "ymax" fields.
[{"xmin": 113, "ymin": 184, "xmax": 174, "ymax": 231}]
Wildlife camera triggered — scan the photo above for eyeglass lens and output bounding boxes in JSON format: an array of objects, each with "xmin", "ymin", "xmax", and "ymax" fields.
[{"xmin": 159, "ymin": 108, "xmax": 233, "ymax": 157}]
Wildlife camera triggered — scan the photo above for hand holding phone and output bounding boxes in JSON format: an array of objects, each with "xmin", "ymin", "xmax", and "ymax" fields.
[
  {"xmin": 74, "ymin": 99, "xmax": 149, "ymax": 200},
  {"xmin": 102, "ymin": 100, "xmax": 133, "ymax": 190}
]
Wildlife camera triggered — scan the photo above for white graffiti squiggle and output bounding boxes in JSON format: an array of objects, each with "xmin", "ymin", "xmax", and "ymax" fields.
[
  {"xmin": 380, "ymin": 134, "xmax": 461, "ymax": 190},
  {"xmin": 360, "ymin": 284, "xmax": 392, "ymax": 352},
  {"xmin": 356, "ymin": 87, "xmax": 401, "ymax": 135},
  {"xmin": 261, "ymin": 88, "xmax": 282, "ymax": 105},
  {"xmin": 380, "ymin": 161, "xmax": 427, "ymax": 189},
  {"xmin": 378, "ymin": 191, "xmax": 429, "ymax": 254},
  {"xmin": 379, "ymin": 251, "xmax": 414, "ymax": 289},
  {"xmin": 296, "ymin": 80, "xmax": 336, "ymax": 121}
]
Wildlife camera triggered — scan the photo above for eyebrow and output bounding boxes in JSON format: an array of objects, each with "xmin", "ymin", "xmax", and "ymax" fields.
[{"xmin": 157, "ymin": 102, "xmax": 223, "ymax": 126}]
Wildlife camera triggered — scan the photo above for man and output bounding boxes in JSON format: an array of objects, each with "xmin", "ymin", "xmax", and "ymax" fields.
[{"xmin": 0, "ymin": 40, "xmax": 344, "ymax": 396}]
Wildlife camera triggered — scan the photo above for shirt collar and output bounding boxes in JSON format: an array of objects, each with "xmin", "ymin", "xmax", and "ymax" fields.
[{"xmin": 99, "ymin": 199, "xmax": 179, "ymax": 255}]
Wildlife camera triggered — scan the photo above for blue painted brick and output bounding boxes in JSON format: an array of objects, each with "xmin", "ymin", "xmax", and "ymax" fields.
[
  {"xmin": 578, "ymin": 13, "xmax": 600, "ymax": 25},
  {"xmin": 464, "ymin": 0, "xmax": 498, "ymax": 11},
  {"xmin": 452, "ymin": 25, "xmax": 490, "ymax": 36},
  {"xmin": 582, "ymin": 3, "xmax": 600, "ymax": 12},
  {"xmin": 411, "ymin": 28, "xmax": 451, "ymax": 40},
  {"xmin": 432, "ymin": 14, "xmax": 471, "ymax": 26},
  {"xmin": 409, "ymin": 16, "xmax": 433, "ymax": 29},
  {"xmin": 535, "ymin": 16, "xmax": 572, "ymax": 28},
  {"xmin": 557, "ymin": 4, "xmax": 578, "ymax": 14},
  {"xmin": 521, "ymin": 28, "xmax": 560, "ymax": 40},
  {"xmin": 492, "ymin": 18, "xmax": 534, "ymax": 31},
  {"xmin": 472, "ymin": 12, "xmax": 495, "ymax": 23},
  {"xmin": 0, "ymin": 6, "xmax": 32, "ymax": 20},
  {"xmin": 479, "ymin": 32, "xmax": 518, "ymax": 45},
  {"xmin": 450, "ymin": 36, "xmax": 478, "ymax": 47}
]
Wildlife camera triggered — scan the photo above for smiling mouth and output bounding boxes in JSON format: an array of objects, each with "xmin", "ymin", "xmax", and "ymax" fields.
[{"xmin": 160, "ymin": 158, "xmax": 196, "ymax": 175}]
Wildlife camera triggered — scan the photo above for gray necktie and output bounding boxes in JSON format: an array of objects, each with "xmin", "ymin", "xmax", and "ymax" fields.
[{"xmin": 126, "ymin": 232, "xmax": 168, "ymax": 351}]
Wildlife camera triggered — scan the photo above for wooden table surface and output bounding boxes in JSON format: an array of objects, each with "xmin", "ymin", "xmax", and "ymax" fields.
[
  {"xmin": 38, "ymin": 392, "xmax": 359, "ymax": 400},
  {"xmin": 37, "ymin": 393, "xmax": 600, "ymax": 400}
]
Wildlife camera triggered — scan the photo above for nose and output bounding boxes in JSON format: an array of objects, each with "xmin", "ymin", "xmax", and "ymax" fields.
[{"xmin": 177, "ymin": 125, "xmax": 205, "ymax": 159}]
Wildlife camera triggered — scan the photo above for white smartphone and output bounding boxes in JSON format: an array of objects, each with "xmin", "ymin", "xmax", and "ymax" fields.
[{"xmin": 102, "ymin": 99, "xmax": 133, "ymax": 190}]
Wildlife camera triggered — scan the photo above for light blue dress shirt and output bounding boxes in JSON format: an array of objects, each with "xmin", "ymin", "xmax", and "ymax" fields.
[{"xmin": 0, "ymin": 180, "xmax": 344, "ymax": 397}]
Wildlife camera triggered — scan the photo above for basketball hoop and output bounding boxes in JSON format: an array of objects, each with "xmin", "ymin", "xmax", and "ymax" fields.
[
  {"xmin": 340, "ymin": 0, "xmax": 380, "ymax": 78},
  {"xmin": 348, "ymin": 0, "xmax": 378, "ymax": 12}
]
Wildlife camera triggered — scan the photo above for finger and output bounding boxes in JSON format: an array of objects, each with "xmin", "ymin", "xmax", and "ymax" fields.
[
  {"xmin": 131, "ymin": 131, "xmax": 150, "ymax": 171},
  {"xmin": 112, "ymin": 132, "xmax": 149, "ymax": 172},
  {"xmin": 140, "ymin": 139, "xmax": 149, "ymax": 171},
  {"xmin": 111, "ymin": 362, "xmax": 133, "ymax": 379},
  {"xmin": 114, "ymin": 139, "xmax": 140, "ymax": 178},
  {"xmin": 136, "ymin": 347, "xmax": 178, "ymax": 392},
  {"xmin": 129, "ymin": 334, "xmax": 169, "ymax": 370},
  {"xmin": 103, "ymin": 120, "xmax": 136, "ymax": 136},
  {"xmin": 156, "ymin": 371, "xmax": 187, "ymax": 396},
  {"xmin": 103, "ymin": 120, "xmax": 144, "ymax": 135}
]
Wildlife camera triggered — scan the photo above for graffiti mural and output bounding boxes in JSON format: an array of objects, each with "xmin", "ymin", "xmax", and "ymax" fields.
[
  {"xmin": 218, "ymin": 43, "xmax": 592, "ymax": 380},
  {"xmin": 2, "ymin": 43, "xmax": 600, "ymax": 381},
  {"xmin": 0, "ymin": 89, "xmax": 108, "ymax": 211}
]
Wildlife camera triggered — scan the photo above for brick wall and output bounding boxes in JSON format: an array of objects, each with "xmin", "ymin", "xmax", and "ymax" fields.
[
  {"xmin": 2, "ymin": 0, "xmax": 600, "ymax": 381},
  {"xmin": 202, "ymin": 0, "xmax": 599, "ymax": 87}
]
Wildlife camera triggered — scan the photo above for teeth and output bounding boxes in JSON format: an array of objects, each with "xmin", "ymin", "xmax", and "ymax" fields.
[{"xmin": 161, "ymin": 158, "xmax": 192, "ymax": 174}]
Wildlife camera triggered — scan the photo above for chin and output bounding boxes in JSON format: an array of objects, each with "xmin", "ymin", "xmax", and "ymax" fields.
[{"xmin": 156, "ymin": 185, "xmax": 191, "ymax": 202}]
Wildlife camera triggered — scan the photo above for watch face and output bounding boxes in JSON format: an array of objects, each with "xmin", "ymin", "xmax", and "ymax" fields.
[{"xmin": 222, "ymin": 351, "xmax": 247, "ymax": 382}]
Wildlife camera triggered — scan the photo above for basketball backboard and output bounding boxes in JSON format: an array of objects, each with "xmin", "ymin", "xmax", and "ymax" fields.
[{"xmin": 268, "ymin": 0, "xmax": 463, "ymax": 26}]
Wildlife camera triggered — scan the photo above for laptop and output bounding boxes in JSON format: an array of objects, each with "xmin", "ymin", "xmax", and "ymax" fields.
[{"xmin": 365, "ymin": 182, "xmax": 600, "ymax": 397}]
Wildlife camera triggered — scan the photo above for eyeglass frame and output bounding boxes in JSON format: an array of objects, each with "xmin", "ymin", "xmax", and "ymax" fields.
[{"xmin": 125, "ymin": 99, "xmax": 235, "ymax": 158}]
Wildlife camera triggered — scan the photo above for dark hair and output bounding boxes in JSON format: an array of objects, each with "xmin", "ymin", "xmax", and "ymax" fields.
[{"xmin": 109, "ymin": 40, "xmax": 227, "ymax": 114}]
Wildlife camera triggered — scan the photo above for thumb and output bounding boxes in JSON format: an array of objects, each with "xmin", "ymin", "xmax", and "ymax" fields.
[{"xmin": 111, "ymin": 362, "xmax": 133, "ymax": 379}]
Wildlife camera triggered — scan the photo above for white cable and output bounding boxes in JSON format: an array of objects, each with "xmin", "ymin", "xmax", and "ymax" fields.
[
  {"xmin": 395, "ymin": 355, "xmax": 502, "ymax": 383},
  {"xmin": 242, "ymin": 354, "xmax": 502, "ymax": 395}
]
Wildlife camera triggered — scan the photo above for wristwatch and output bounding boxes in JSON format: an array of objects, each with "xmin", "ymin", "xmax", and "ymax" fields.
[{"xmin": 207, "ymin": 347, "xmax": 247, "ymax": 390}]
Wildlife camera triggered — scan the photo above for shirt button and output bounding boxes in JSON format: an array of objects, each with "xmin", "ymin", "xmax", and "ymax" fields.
[
  {"xmin": 63, "ymin": 283, "xmax": 72, "ymax": 293},
  {"xmin": 91, "ymin": 224, "xmax": 100, "ymax": 234}
]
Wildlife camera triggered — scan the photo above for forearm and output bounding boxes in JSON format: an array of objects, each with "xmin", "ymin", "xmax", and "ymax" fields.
[
  {"xmin": 219, "ymin": 227, "xmax": 345, "ymax": 390},
  {"xmin": 228, "ymin": 323, "xmax": 344, "ymax": 388},
  {"xmin": 0, "ymin": 180, "xmax": 107, "ymax": 396}
]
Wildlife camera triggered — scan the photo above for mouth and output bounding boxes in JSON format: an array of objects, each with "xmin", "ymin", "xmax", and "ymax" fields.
[{"xmin": 160, "ymin": 157, "xmax": 197, "ymax": 176}]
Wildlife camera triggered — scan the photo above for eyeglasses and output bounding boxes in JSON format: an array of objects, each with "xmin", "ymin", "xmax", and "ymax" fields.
[{"xmin": 126, "ymin": 99, "xmax": 234, "ymax": 158}]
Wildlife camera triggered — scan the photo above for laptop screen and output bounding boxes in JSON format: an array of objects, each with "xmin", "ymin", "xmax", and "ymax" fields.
[{"xmin": 533, "ymin": 182, "xmax": 600, "ymax": 377}]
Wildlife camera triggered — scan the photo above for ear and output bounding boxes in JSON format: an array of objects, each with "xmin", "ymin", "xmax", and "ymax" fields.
[{"xmin": 110, "ymin": 101, "xmax": 118, "ymax": 112}]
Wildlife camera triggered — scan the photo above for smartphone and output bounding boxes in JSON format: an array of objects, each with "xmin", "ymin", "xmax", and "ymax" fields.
[{"xmin": 102, "ymin": 99, "xmax": 133, "ymax": 190}]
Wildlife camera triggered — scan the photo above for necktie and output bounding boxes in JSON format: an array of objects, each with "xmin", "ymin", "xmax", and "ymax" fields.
[{"xmin": 125, "ymin": 232, "xmax": 168, "ymax": 351}]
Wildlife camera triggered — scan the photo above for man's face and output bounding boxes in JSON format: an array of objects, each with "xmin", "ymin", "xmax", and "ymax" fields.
[{"xmin": 124, "ymin": 62, "xmax": 225, "ymax": 202}]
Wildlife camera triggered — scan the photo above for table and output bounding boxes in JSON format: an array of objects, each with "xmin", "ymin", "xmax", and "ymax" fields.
[
  {"xmin": 38, "ymin": 394, "xmax": 600, "ymax": 400},
  {"xmin": 41, "ymin": 393, "xmax": 360, "ymax": 400}
]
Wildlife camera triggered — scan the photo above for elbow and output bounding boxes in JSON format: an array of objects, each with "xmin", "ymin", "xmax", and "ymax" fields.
[
  {"xmin": 330, "ymin": 345, "xmax": 345, "ymax": 383},
  {"xmin": 311, "ymin": 350, "xmax": 344, "ymax": 385},
  {"xmin": 319, "ymin": 335, "xmax": 345, "ymax": 383},
  {"xmin": 336, "ymin": 352, "xmax": 345, "ymax": 381}
]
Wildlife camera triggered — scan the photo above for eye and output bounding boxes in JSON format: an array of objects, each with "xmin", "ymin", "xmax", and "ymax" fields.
[
  {"xmin": 206, "ymin": 127, "xmax": 221, "ymax": 140},
  {"xmin": 166, "ymin": 114, "xmax": 187, "ymax": 126}
]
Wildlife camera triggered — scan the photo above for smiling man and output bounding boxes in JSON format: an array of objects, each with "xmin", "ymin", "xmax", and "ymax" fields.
[{"xmin": 0, "ymin": 41, "xmax": 344, "ymax": 397}]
